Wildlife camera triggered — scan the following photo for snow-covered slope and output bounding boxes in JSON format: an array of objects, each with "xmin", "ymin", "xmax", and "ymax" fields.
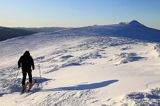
[
  {"xmin": 0, "ymin": 33, "xmax": 160, "ymax": 106},
  {"xmin": 57, "ymin": 20, "xmax": 160, "ymax": 42}
]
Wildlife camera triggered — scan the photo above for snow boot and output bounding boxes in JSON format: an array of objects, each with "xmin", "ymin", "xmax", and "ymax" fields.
[{"xmin": 21, "ymin": 85, "xmax": 26, "ymax": 94}]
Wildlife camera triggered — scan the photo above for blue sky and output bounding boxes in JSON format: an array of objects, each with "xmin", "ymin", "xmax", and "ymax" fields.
[{"xmin": 0, "ymin": 0, "xmax": 160, "ymax": 29}]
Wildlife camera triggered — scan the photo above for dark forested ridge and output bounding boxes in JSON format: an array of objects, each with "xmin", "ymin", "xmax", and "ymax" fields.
[
  {"xmin": 0, "ymin": 26, "xmax": 68, "ymax": 41},
  {"xmin": 0, "ymin": 27, "xmax": 37, "ymax": 41}
]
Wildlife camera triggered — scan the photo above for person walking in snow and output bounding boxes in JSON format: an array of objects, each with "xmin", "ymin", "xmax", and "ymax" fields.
[{"xmin": 18, "ymin": 51, "xmax": 35, "ymax": 92}]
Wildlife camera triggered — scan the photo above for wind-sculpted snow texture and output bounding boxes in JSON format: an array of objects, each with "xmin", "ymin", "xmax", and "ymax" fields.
[
  {"xmin": 0, "ymin": 32, "xmax": 160, "ymax": 106},
  {"xmin": 125, "ymin": 88, "xmax": 160, "ymax": 105}
]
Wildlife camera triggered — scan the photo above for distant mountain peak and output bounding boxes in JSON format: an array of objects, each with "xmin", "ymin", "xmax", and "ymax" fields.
[
  {"xmin": 128, "ymin": 20, "xmax": 145, "ymax": 27},
  {"xmin": 129, "ymin": 20, "xmax": 140, "ymax": 24}
]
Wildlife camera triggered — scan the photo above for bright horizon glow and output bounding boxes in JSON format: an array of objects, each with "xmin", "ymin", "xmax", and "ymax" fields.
[{"xmin": 0, "ymin": 0, "xmax": 160, "ymax": 29}]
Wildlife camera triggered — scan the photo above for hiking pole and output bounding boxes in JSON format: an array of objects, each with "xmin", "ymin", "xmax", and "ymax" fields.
[
  {"xmin": 38, "ymin": 64, "xmax": 41, "ymax": 78},
  {"xmin": 14, "ymin": 68, "xmax": 20, "ymax": 83},
  {"xmin": 38, "ymin": 64, "xmax": 43, "ymax": 89}
]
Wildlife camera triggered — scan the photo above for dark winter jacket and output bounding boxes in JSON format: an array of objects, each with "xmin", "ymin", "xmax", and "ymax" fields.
[{"xmin": 18, "ymin": 51, "xmax": 35, "ymax": 71}]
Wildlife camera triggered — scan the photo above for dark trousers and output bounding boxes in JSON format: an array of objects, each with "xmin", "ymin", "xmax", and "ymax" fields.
[{"xmin": 22, "ymin": 70, "xmax": 32, "ymax": 85}]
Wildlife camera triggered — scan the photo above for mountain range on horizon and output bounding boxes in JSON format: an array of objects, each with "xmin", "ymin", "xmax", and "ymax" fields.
[
  {"xmin": 0, "ymin": 20, "xmax": 160, "ymax": 42},
  {"xmin": 57, "ymin": 20, "xmax": 160, "ymax": 42}
]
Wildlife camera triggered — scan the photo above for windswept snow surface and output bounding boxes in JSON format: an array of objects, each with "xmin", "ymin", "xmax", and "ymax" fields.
[{"xmin": 0, "ymin": 33, "xmax": 160, "ymax": 106}]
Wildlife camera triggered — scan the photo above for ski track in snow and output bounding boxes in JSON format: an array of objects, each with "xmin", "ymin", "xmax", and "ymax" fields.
[{"xmin": 0, "ymin": 33, "xmax": 160, "ymax": 106}]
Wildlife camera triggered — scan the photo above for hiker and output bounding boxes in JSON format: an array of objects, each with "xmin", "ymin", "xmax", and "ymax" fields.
[{"xmin": 18, "ymin": 50, "xmax": 35, "ymax": 92}]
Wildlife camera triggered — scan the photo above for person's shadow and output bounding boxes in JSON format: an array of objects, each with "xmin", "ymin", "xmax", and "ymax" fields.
[{"xmin": 43, "ymin": 80, "xmax": 118, "ymax": 91}]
